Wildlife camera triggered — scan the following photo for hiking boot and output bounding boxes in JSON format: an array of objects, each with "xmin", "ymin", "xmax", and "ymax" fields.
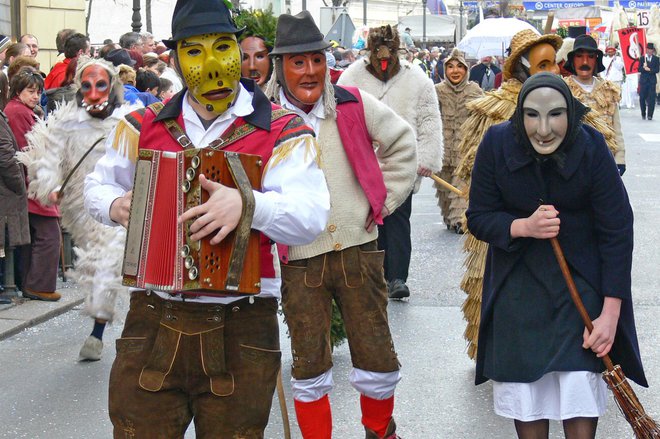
[
  {"xmin": 388, "ymin": 279, "xmax": 410, "ymax": 300},
  {"xmin": 22, "ymin": 289, "xmax": 61, "ymax": 302},
  {"xmin": 365, "ymin": 419, "xmax": 400, "ymax": 439},
  {"xmin": 79, "ymin": 335, "xmax": 103, "ymax": 361}
]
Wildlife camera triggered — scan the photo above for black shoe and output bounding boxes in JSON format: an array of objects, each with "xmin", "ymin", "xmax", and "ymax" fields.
[
  {"xmin": 642, "ymin": 115, "xmax": 647, "ymax": 120},
  {"xmin": 388, "ymin": 279, "xmax": 410, "ymax": 299},
  {"xmin": 650, "ymin": 117, "xmax": 654, "ymax": 121},
  {"xmin": 0, "ymin": 295, "xmax": 12, "ymax": 305}
]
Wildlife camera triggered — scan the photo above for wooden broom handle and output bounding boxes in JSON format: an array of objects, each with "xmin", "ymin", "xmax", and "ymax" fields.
[
  {"xmin": 429, "ymin": 174, "xmax": 466, "ymax": 198},
  {"xmin": 549, "ymin": 237, "xmax": 615, "ymax": 372}
]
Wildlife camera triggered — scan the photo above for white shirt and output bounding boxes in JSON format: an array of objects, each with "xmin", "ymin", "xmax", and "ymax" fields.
[
  {"xmin": 84, "ymin": 84, "xmax": 330, "ymax": 303},
  {"xmin": 601, "ymin": 55, "xmax": 624, "ymax": 83},
  {"xmin": 278, "ymin": 89, "xmax": 326, "ymax": 134}
]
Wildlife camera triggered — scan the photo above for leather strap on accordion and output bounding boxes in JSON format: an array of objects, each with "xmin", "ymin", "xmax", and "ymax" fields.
[{"xmin": 224, "ymin": 152, "xmax": 255, "ymax": 291}]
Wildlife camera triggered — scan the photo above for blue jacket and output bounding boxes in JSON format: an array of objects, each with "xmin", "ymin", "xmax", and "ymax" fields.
[{"xmin": 467, "ymin": 121, "xmax": 646, "ymax": 386}]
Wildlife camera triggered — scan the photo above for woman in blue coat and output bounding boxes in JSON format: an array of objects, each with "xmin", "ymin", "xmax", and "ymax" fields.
[{"xmin": 467, "ymin": 72, "xmax": 646, "ymax": 439}]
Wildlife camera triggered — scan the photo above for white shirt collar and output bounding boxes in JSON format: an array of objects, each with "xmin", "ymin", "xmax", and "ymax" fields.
[
  {"xmin": 180, "ymin": 83, "xmax": 254, "ymax": 148},
  {"xmin": 278, "ymin": 89, "xmax": 325, "ymax": 133}
]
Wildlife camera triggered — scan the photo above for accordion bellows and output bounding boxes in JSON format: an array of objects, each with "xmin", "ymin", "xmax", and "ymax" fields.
[{"xmin": 122, "ymin": 148, "xmax": 262, "ymax": 296}]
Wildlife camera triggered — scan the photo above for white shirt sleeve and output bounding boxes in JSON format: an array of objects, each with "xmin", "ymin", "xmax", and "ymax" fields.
[
  {"xmin": 252, "ymin": 134, "xmax": 330, "ymax": 246},
  {"xmin": 84, "ymin": 133, "xmax": 135, "ymax": 227},
  {"xmin": 85, "ymin": 127, "xmax": 330, "ymax": 244}
]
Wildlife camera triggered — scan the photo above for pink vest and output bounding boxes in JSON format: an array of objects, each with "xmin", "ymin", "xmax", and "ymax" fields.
[{"xmin": 335, "ymin": 86, "xmax": 388, "ymax": 224}]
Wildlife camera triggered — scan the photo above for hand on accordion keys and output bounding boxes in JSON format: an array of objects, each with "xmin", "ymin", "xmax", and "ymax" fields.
[
  {"xmin": 178, "ymin": 174, "xmax": 243, "ymax": 245},
  {"xmin": 110, "ymin": 191, "xmax": 133, "ymax": 228}
]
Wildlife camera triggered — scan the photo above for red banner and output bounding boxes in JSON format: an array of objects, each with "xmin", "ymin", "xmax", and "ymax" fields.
[{"xmin": 618, "ymin": 27, "xmax": 647, "ymax": 75}]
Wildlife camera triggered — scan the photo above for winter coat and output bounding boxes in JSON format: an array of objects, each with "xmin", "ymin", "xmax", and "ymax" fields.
[
  {"xmin": 0, "ymin": 110, "xmax": 29, "ymax": 248},
  {"xmin": 338, "ymin": 59, "xmax": 443, "ymax": 193},
  {"xmin": 467, "ymin": 121, "xmax": 646, "ymax": 387},
  {"xmin": 5, "ymin": 97, "xmax": 59, "ymax": 218}
]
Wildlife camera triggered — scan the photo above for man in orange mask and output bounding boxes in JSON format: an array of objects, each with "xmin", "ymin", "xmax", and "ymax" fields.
[
  {"xmin": 84, "ymin": 0, "xmax": 330, "ymax": 436},
  {"xmin": 265, "ymin": 11, "xmax": 416, "ymax": 439}
]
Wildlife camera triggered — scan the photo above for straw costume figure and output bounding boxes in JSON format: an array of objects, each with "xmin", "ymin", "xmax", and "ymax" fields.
[
  {"xmin": 434, "ymin": 48, "xmax": 482, "ymax": 232},
  {"xmin": 456, "ymin": 29, "xmax": 617, "ymax": 360},
  {"xmin": 564, "ymin": 34, "xmax": 626, "ymax": 174}
]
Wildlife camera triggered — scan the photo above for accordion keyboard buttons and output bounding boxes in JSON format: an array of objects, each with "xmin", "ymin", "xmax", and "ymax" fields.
[
  {"xmin": 191, "ymin": 156, "xmax": 200, "ymax": 168},
  {"xmin": 186, "ymin": 167, "xmax": 196, "ymax": 181},
  {"xmin": 188, "ymin": 266, "xmax": 199, "ymax": 280},
  {"xmin": 181, "ymin": 245, "xmax": 190, "ymax": 257}
]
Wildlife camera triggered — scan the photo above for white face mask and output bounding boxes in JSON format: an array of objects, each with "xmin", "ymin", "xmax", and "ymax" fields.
[{"xmin": 522, "ymin": 87, "xmax": 568, "ymax": 155}]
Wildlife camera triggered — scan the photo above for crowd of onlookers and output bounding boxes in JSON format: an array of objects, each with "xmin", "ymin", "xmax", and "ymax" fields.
[{"xmin": 0, "ymin": 29, "xmax": 186, "ymax": 303}]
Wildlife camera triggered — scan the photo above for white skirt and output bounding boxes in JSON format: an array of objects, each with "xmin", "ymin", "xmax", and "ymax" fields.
[{"xmin": 493, "ymin": 371, "xmax": 608, "ymax": 421}]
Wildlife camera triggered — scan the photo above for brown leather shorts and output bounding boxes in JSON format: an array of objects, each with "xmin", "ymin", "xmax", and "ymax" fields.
[
  {"xmin": 109, "ymin": 291, "xmax": 280, "ymax": 438},
  {"xmin": 281, "ymin": 241, "xmax": 399, "ymax": 380}
]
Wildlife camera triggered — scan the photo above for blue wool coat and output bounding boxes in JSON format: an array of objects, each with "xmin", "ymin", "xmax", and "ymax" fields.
[{"xmin": 467, "ymin": 121, "xmax": 647, "ymax": 387}]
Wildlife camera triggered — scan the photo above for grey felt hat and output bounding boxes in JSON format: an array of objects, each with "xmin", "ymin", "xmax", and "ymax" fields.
[{"xmin": 270, "ymin": 11, "xmax": 331, "ymax": 56}]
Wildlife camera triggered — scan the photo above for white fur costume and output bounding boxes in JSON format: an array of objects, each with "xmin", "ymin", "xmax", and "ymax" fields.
[
  {"xmin": 17, "ymin": 89, "xmax": 140, "ymax": 322},
  {"xmin": 338, "ymin": 58, "xmax": 443, "ymax": 190}
]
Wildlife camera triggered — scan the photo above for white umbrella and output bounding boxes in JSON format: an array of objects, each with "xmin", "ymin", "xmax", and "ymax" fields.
[{"xmin": 457, "ymin": 17, "xmax": 540, "ymax": 59}]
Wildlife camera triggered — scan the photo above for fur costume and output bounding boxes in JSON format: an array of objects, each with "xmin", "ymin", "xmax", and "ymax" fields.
[
  {"xmin": 338, "ymin": 58, "xmax": 443, "ymax": 192},
  {"xmin": 455, "ymin": 75, "xmax": 619, "ymax": 360},
  {"xmin": 17, "ymin": 62, "xmax": 140, "ymax": 322},
  {"xmin": 434, "ymin": 51, "xmax": 483, "ymax": 229}
]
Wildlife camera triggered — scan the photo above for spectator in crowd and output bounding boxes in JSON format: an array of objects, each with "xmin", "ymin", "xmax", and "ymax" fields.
[
  {"xmin": 638, "ymin": 42, "xmax": 659, "ymax": 120},
  {"xmin": 0, "ymin": 71, "xmax": 30, "ymax": 304},
  {"xmin": 401, "ymin": 26, "xmax": 414, "ymax": 49},
  {"xmin": 2, "ymin": 43, "xmax": 31, "ymax": 76},
  {"xmin": 54, "ymin": 29, "xmax": 76, "ymax": 62},
  {"xmin": 142, "ymin": 53, "xmax": 166, "ymax": 76},
  {"xmin": 140, "ymin": 32, "xmax": 157, "ymax": 54},
  {"xmin": 44, "ymin": 33, "xmax": 89, "ymax": 89},
  {"xmin": 157, "ymin": 50, "xmax": 183, "ymax": 93},
  {"xmin": 98, "ymin": 43, "xmax": 119, "ymax": 60},
  {"xmin": 127, "ymin": 49, "xmax": 143, "ymax": 70},
  {"xmin": 0, "ymin": 35, "xmax": 10, "ymax": 66},
  {"xmin": 158, "ymin": 77, "xmax": 174, "ymax": 101},
  {"xmin": 5, "ymin": 66, "xmax": 61, "ymax": 302},
  {"xmin": 19, "ymin": 34, "xmax": 38, "ymax": 58},
  {"xmin": 118, "ymin": 32, "xmax": 142, "ymax": 51},
  {"xmin": 469, "ymin": 55, "xmax": 501, "ymax": 91},
  {"xmin": 601, "ymin": 46, "xmax": 625, "ymax": 87},
  {"xmin": 44, "ymin": 58, "xmax": 78, "ymax": 115},
  {"xmin": 7, "ymin": 55, "xmax": 39, "ymax": 81},
  {"xmin": 135, "ymin": 68, "xmax": 160, "ymax": 98}
]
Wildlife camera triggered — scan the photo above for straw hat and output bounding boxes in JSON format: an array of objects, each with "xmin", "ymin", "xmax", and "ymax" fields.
[{"xmin": 502, "ymin": 29, "xmax": 563, "ymax": 80}]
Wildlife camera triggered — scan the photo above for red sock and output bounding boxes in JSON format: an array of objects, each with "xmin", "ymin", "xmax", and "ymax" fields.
[
  {"xmin": 294, "ymin": 395, "xmax": 332, "ymax": 439},
  {"xmin": 360, "ymin": 394, "xmax": 394, "ymax": 438}
]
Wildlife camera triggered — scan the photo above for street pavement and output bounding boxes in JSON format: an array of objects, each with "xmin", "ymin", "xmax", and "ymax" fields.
[{"xmin": 1, "ymin": 106, "xmax": 659, "ymax": 438}]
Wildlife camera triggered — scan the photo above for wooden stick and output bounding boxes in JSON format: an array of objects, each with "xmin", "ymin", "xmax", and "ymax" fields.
[
  {"xmin": 544, "ymin": 12, "xmax": 555, "ymax": 35},
  {"xmin": 549, "ymin": 237, "xmax": 615, "ymax": 371},
  {"xmin": 276, "ymin": 368, "xmax": 292, "ymax": 439},
  {"xmin": 429, "ymin": 174, "xmax": 466, "ymax": 198}
]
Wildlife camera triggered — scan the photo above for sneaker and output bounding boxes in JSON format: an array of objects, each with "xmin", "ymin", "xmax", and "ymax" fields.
[
  {"xmin": 388, "ymin": 279, "xmax": 410, "ymax": 299},
  {"xmin": 22, "ymin": 289, "xmax": 61, "ymax": 302},
  {"xmin": 79, "ymin": 335, "xmax": 103, "ymax": 361}
]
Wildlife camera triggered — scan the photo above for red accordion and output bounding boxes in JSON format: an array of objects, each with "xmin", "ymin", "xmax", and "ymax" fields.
[{"xmin": 122, "ymin": 148, "xmax": 262, "ymax": 295}]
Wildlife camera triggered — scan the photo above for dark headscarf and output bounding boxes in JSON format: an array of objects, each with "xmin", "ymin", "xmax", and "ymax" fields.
[{"xmin": 510, "ymin": 72, "xmax": 588, "ymax": 169}]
